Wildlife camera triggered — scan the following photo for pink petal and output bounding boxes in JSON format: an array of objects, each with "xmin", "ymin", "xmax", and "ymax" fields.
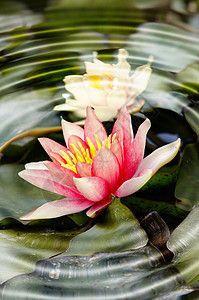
[
  {"xmin": 84, "ymin": 107, "xmax": 108, "ymax": 149},
  {"xmin": 49, "ymin": 152, "xmax": 66, "ymax": 165},
  {"xmin": 68, "ymin": 135, "xmax": 89, "ymax": 156},
  {"xmin": 38, "ymin": 138, "xmax": 68, "ymax": 163},
  {"xmin": 76, "ymin": 162, "xmax": 92, "ymax": 177},
  {"xmin": 110, "ymin": 137, "xmax": 123, "ymax": 169},
  {"xmin": 92, "ymin": 147, "xmax": 120, "ymax": 191},
  {"xmin": 112, "ymin": 106, "xmax": 133, "ymax": 152},
  {"xmin": 123, "ymin": 119, "xmax": 151, "ymax": 180},
  {"xmin": 18, "ymin": 169, "xmax": 81, "ymax": 198},
  {"xmin": 62, "ymin": 119, "xmax": 84, "ymax": 147},
  {"xmin": 20, "ymin": 197, "xmax": 94, "ymax": 220},
  {"xmin": 135, "ymin": 138, "xmax": 181, "ymax": 176},
  {"xmin": 43, "ymin": 161, "xmax": 78, "ymax": 190},
  {"xmin": 73, "ymin": 176, "xmax": 109, "ymax": 202},
  {"xmin": 115, "ymin": 169, "xmax": 153, "ymax": 198},
  {"xmin": 86, "ymin": 197, "xmax": 112, "ymax": 218}
]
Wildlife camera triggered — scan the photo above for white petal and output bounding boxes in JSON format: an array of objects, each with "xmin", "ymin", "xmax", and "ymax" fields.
[
  {"xmin": 85, "ymin": 86, "xmax": 107, "ymax": 106},
  {"xmin": 94, "ymin": 106, "xmax": 118, "ymax": 122},
  {"xmin": 19, "ymin": 198, "xmax": 94, "ymax": 220},
  {"xmin": 135, "ymin": 138, "xmax": 181, "ymax": 176},
  {"xmin": 62, "ymin": 119, "xmax": 84, "ymax": 146},
  {"xmin": 107, "ymin": 89, "xmax": 127, "ymax": 109},
  {"xmin": 64, "ymin": 75, "xmax": 89, "ymax": 102},
  {"xmin": 130, "ymin": 56, "xmax": 153, "ymax": 95},
  {"xmin": 113, "ymin": 49, "xmax": 131, "ymax": 80},
  {"xmin": 116, "ymin": 169, "xmax": 153, "ymax": 198},
  {"xmin": 25, "ymin": 161, "xmax": 48, "ymax": 170}
]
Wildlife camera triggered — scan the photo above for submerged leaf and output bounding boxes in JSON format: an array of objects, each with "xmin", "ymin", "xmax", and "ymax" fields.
[{"xmin": 0, "ymin": 245, "xmax": 192, "ymax": 300}]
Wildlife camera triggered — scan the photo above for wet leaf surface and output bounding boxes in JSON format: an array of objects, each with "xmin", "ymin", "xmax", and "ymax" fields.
[
  {"xmin": 62, "ymin": 198, "xmax": 148, "ymax": 256},
  {"xmin": 175, "ymin": 141, "xmax": 199, "ymax": 210}
]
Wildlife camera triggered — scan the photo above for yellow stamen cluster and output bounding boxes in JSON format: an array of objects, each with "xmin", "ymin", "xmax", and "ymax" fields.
[
  {"xmin": 59, "ymin": 133, "xmax": 116, "ymax": 173},
  {"xmin": 85, "ymin": 74, "xmax": 114, "ymax": 90}
]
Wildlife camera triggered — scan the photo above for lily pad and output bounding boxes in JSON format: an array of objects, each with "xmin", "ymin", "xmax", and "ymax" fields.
[
  {"xmin": 0, "ymin": 164, "xmax": 59, "ymax": 221},
  {"xmin": 0, "ymin": 89, "xmax": 60, "ymax": 149},
  {"xmin": 175, "ymin": 141, "xmax": 199, "ymax": 211},
  {"xmin": 0, "ymin": 224, "xmax": 82, "ymax": 284},
  {"xmin": 168, "ymin": 205, "xmax": 199, "ymax": 285},
  {"xmin": 61, "ymin": 198, "xmax": 148, "ymax": 256},
  {"xmin": 183, "ymin": 104, "xmax": 199, "ymax": 136},
  {"xmin": 127, "ymin": 23, "xmax": 199, "ymax": 72}
]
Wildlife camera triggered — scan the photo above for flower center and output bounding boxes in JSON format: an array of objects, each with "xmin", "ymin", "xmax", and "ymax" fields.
[
  {"xmin": 59, "ymin": 134, "xmax": 116, "ymax": 173},
  {"xmin": 85, "ymin": 74, "xmax": 114, "ymax": 90}
]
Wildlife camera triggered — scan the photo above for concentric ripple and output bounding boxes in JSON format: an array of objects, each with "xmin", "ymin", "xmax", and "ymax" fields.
[{"xmin": 0, "ymin": 0, "xmax": 199, "ymax": 299}]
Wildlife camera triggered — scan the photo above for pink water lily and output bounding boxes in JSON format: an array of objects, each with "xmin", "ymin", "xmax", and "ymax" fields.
[
  {"xmin": 54, "ymin": 49, "xmax": 153, "ymax": 122},
  {"xmin": 19, "ymin": 107, "xmax": 181, "ymax": 220}
]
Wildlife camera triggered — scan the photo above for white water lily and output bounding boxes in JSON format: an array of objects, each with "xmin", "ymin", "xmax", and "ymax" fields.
[{"xmin": 54, "ymin": 49, "xmax": 153, "ymax": 122}]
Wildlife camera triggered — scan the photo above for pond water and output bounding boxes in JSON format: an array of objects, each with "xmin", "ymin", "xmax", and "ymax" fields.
[{"xmin": 0, "ymin": 0, "xmax": 199, "ymax": 299}]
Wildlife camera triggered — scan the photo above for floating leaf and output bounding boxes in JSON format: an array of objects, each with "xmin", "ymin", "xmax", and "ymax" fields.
[
  {"xmin": 127, "ymin": 23, "xmax": 199, "ymax": 72},
  {"xmin": 0, "ymin": 223, "xmax": 82, "ymax": 284},
  {"xmin": 0, "ymin": 164, "xmax": 59, "ymax": 221},
  {"xmin": 177, "ymin": 63, "xmax": 199, "ymax": 88},
  {"xmin": 168, "ymin": 206, "xmax": 199, "ymax": 285},
  {"xmin": 183, "ymin": 105, "xmax": 199, "ymax": 136},
  {"xmin": 175, "ymin": 141, "xmax": 199, "ymax": 210},
  {"xmin": 0, "ymin": 89, "xmax": 60, "ymax": 149},
  {"xmin": 61, "ymin": 198, "xmax": 148, "ymax": 256}
]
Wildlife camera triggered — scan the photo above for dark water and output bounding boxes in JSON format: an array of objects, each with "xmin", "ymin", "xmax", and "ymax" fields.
[{"xmin": 0, "ymin": 0, "xmax": 199, "ymax": 299}]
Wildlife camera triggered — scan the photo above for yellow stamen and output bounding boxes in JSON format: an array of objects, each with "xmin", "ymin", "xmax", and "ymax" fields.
[
  {"xmin": 102, "ymin": 134, "xmax": 112, "ymax": 149},
  {"xmin": 60, "ymin": 162, "xmax": 77, "ymax": 173},
  {"xmin": 112, "ymin": 133, "xmax": 116, "ymax": 143},
  {"xmin": 60, "ymin": 150, "xmax": 73, "ymax": 166},
  {"xmin": 77, "ymin": 142, "xmax": 87, "ymax": 157},
  {"xmin": 86, "ymin": 149, "xmax": 93, "ymax": 164},
  {"xmin": 59, "ymin": 134, "xmax": 117, "ymax": 173},
  {"xmin": 86, "ymin": 137, "xmax": 97, "ymax": 158},
  {"xmin": 78, "ymin": 142, "xmax": 93, "ymax": 164},
  {"xmin": 85, "ymin": 75, "xmax": 102, "ymax": 89},
  {"xmin": 67, "ymin": 150, "xmax": 77, "ymax": 164},
  {"xmin": 70, "ymin": 144, "xmax": 85, "ymax": 162},
  {"xmin": 94, "ymin": 134, "xmax": 102, "ymax": 150}
]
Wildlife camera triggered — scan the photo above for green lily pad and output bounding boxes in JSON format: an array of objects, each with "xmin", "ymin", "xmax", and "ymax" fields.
[
  {"xmin": 0, "ymin": 224, "xmax": 82, "ymax": 284},
  {"xmin": 0, "ymin": 164, "xmax": 59, "ymax": 221},
  {"xmin": 183, "ymin": 105, "xmax": 199, "ymax": 136},
  {"xmin": 177, "ymin": 63, "xmax": 199, "ymax": 87},
  {"xmin": 0, "ymin": 163, "xmax": 89, "ymax": 227},
  {"xmin": 122, "ymin": 196, "xmax": 187, "ymax": 227},
  {"xmin": 0, "ymin": 89, "xmax": 60, "ymax": 149},
  {"xmin": 168, "ymin": 205, "xmax": 199, "ymax": 285},
  {"xmin": 175, "ymin": 141, "xmax": 199, "ymax": 211},
  {"xmin": 127, "ymin": 23, "xmax": 199, "ymax": 72},
  {"xmin": 61, "ymin": 198, "xmax": 148, "ymax": 256}
]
